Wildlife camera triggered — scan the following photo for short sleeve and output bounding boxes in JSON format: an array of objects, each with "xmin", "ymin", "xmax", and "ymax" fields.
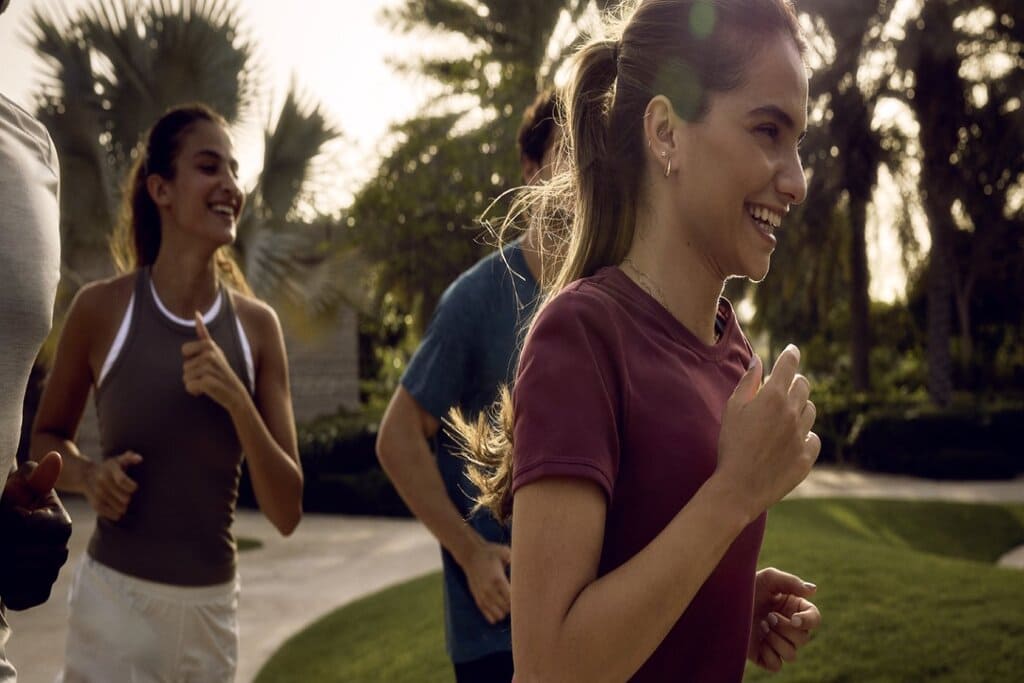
[
  {"xmin": 400, "ymin": 283, "xmax": 476, "ymax": 421},
  {"xmin": 512, "ymin": 289, "xmax": 620, "ymax": 500}
]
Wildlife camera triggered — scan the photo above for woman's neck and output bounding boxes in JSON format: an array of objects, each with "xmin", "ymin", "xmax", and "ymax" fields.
[
  {"xmin": 624, "ymin": 212, "xmax": 725, "ymax": 346},
  {"xmin": 150, "ymin": 250, "xmax": 219, "ymax": 319}
]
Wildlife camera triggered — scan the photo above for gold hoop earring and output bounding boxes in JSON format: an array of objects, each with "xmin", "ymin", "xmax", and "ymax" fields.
[{"xmin": 664, "ymin": 158, "xmax": 672, "ymax": 178}]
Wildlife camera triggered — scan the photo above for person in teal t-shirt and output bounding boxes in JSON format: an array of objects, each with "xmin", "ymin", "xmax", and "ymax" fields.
[{"xmin": 376, "ymin": 89, "xmax": 559, "ymax": 683}]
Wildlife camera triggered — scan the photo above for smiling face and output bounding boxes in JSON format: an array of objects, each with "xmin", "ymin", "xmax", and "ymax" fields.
[
  {"xmin": 148, "ymin": 119, "xmax": 244, "ymax": 249},
  {"xmin": 671, "ymin": 33, "xmax": 808, "ymax": 283}
]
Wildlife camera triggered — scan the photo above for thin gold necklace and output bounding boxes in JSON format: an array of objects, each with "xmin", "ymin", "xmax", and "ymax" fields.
[
  {"xmin": 621, "ymin": 257, "xmax": 670, "ymax": 310},
  {"xmin": 619, "ymin": 257, "xmax": 721, "ymax": 343}
]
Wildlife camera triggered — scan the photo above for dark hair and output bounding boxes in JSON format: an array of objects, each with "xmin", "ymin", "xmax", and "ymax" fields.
[
  {"xmin": 111, "ymin": 103, "xmax": 251, "ymax": 293},
  {"xmin": 517, "ymin": 89, "xmax": 559, "ymax": 166},
  {"xmin": 460, "ymin": 0, "xmax": 807, "ymax": 523}
]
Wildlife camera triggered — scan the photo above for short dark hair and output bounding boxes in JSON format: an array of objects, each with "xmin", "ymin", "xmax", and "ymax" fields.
[{"xmin": 517, "ymin": 89, "xmax": 558, "ymax": 166}]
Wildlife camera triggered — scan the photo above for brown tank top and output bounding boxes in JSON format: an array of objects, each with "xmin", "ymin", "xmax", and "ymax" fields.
[{"xmin": 88, "ymin": 267, "xmax": 250, "ymax": 586}]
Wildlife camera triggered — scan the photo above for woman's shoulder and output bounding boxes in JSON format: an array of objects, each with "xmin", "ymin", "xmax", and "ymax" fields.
[
  {"xmin": 70, "ymin": 272, "xmax": 136, "ymax": 321},
  {"xmin": 526, "ymin": 276, "xmax": 628, "ymax": 360},
  {"xmin": 538, "ymin": 270, "xmax": 625, "ymax": 325},
  {"xmin": 229, "ymin": 290, "xmax": 282, "ymax": 338},
  {"xmin": 59, "ymin": 273, "xmax": 136, "ymax": 360}
]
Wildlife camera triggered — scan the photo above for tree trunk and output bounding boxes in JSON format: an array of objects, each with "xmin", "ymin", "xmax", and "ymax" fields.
[
  {"xmin": 912, "ymin": 2, "xmax": 962, "ymax": 407},
  {"xmin": 849, "ymin": 195, "xmax": 871, "ymax": 393},
  {"xmin": 954, "ymin": 281, "xmax": 973, "ymax": 371},
  {"xmin": 924, "ymin": 192, "xmax": 955, "ymax": 406}
]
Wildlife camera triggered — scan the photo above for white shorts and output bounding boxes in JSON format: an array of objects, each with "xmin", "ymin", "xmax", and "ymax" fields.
[{"xmin": 59, "ymin": 556, "xmax": 239, "ymax": 683}]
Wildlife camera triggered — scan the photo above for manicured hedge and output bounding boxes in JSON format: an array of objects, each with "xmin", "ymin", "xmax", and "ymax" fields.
[
  {"xmin": 841, "ymin": 405, "xmax": 1023, "ymax": 480},
  {"xmin": 238, "ymin": 412, "xmax": 412, "ymax": 517}
]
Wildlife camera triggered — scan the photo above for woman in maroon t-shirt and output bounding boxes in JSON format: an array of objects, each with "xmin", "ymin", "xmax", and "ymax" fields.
[{"xmin": 457, "ymin": 1, "xmax": 824, "ymax": 681}]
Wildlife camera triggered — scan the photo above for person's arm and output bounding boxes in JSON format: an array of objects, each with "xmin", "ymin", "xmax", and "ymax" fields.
[
  {"xmin": 31, "ymin": 283, "xmax": 141, "ymax": 520},
  {"xmin": 512, "ymin": 349, "xmax": 820, "ymax": 683},
  {"xmin": 377, "ymin": 386, "xmax": 511, "ymax": 623},
  {"xmin": 182, "ymin": 307, "xmax": 302, "ymax": 536}
]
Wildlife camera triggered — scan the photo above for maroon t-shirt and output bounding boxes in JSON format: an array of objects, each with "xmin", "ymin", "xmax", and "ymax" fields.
[{"xmin": 512, "ymin": 266, "xmax": 766, "ymax": 682}]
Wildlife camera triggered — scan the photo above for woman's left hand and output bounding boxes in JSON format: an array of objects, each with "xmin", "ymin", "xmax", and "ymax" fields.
[
  {"xmin": 747, "ymin": 567, "xmax": 821, "ymax": 672},
  {"xmin": 182, "ymin": 312, "xmax": 248, "ymax": 413}
]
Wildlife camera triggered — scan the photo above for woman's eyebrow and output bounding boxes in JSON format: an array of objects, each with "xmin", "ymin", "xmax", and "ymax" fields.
[
  {"xmin": 748, "ymin": 104, "xmax": 807, "ymax": 140},
  {"xmin": 194, "ymin": 149, "xmax": 240, "ymax": 174}
]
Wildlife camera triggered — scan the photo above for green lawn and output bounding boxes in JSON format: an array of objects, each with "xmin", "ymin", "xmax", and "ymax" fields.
[{"xmin": 256, "ymin": 499, "xmax": 1024, "ymax": 683}]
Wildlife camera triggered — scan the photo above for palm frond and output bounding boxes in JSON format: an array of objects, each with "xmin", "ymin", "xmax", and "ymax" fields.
[{"xmin": 250, "ymin": 86, "xmax": 341, "ymax": 227}]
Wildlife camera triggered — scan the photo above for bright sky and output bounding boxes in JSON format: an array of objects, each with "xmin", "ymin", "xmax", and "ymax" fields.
[{"xmin": 0, "ymin": 0, "xmax": 435, "ymax": 205}]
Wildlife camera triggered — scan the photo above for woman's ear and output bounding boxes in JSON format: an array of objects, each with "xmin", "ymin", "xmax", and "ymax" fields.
[
  {"xmin": 643, "ymin": 96, "xmax": 682, "ymax": 176},
  {"xmin": 146, "ymin": 174, "xmax": 171, "ymax": 208}
]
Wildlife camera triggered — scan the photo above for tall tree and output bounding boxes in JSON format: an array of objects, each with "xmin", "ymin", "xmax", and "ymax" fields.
[
  {"xmin": 345, "ymin": 0, "xmax": 588, "ymax": 332},
  {"xmin": 896, "ymin": 0, "xmax": 1023, "ymax": 403},
  {"xmin": 733, "ymin": 1, "xmax": 905, "ymax": 392},
  {"xmin": 800, "ymin": 0, "xmax": 900, "ymax": 393}
]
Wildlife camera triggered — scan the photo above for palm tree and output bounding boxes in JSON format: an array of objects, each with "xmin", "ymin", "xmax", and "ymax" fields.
[
  {"xmin": 764, "ymin": 0, "xmax": 901, "ymax": 393},
  {"xmin": 29, "ymin": 0, "xmax": 343, "ymax": 307},
  {"xmin": 894, "ymin": 0, "xmax": 1023, "ymax": 404},
  {"xmin": 346, "ymin": 0, "xmax": 594, "ymax": 331}
]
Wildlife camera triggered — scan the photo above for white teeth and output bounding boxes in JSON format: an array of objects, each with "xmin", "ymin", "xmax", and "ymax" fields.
[
  {"xmin": 748, "ymin": 205, "xmax": 781, "ymax": 229},
  {"xmin": 211, "ymin": 204, "xmax": 234, "ymax": 217}
]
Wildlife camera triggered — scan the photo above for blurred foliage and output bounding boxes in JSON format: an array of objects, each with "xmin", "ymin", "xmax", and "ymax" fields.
[
  {"xmin": 750, "ymin": 1, "xmax": 905, "ymax": 393},
  {"xmin": 341, "ymin": 0, "xmax": 1024, "ymax": 415},
  {"xmin": 32, "ymin": 0, "xmax": 1021, "ymax": 429},
  {"xmin": 738, "ymin": 0, "xmax": 1023, "ymax": 406},
  {"xmin": 238, "ymin": 408, "xmax": 411, "ymax": 516},
  {"xmin": 895, "ymin": 0, "xmax": 1024, "ymax": 405},
  {"xmin": 340, "ymin": 0, "xmax": 598, "ymax": 403},
  {"xmin": 164, "ymin": 0, "xmax": 1023, "ymax": 507}
]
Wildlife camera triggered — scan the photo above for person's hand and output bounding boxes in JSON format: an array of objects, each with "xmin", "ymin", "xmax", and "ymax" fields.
[
  {"xmin": 716, "ymin": 345, "xmax": 820, "ymax": 516},
  {"xmin": 747, "ymin": 567, "xmax": 821, "ymax": 672},
  {"xmin": 0, "ymin": 451, "xmax": 73, "ymax": 610},
  {"xmin": 83, "ymin": 451, "xmax": 142, "ymax": 521},
  {"xmin": 460, "ymin": 541, "xmax": 512, "ymax": 624},
  {"xmin": 182, "ymin": 312, "xmax": 248, "ymax": 413}
]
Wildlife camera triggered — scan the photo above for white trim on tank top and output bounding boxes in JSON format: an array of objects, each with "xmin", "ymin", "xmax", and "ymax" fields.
[{"xmin": 97, "ymin": 282, "xmax": 255, "ymax": 392}]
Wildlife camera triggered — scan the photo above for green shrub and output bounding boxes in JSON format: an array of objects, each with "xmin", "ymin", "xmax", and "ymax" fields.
[
  {"xmin": 845, "ymin": 405, "xmax": 1024, "ymax": 480},
  {"xmin": 239, "ymin": 409, "xmax": 413, "ymax": 517},
  {"xmin": 299, "ymin": 413, "xmax": 379, "ymax": 476},
  {"xmin": 302, "ymin": 468, "xmax": 410, "ymax": 517}
]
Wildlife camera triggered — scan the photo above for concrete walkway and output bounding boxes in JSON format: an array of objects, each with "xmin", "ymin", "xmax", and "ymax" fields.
[{"xmin": 6, "ymin": 465, "xmax": 1024, "ymax": 683}]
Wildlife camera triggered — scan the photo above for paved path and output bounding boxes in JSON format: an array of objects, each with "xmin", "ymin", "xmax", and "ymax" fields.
[
  {"xmin": 6, "ymin": 501, "xmax": 441, "ymax": 683},
  {"xmin": 6, "ymin": 466, "xmax": 1024, "ymax": 682}
]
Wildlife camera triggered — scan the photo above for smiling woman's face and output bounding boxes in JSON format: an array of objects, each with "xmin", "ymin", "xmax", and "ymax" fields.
[
  {"xmin": 670, "ymin": 33, "xmax": 809, "ymax": 283},
  {"xmin": 149, "ymin": 119, "xmax": 244, "ymax": 248}
]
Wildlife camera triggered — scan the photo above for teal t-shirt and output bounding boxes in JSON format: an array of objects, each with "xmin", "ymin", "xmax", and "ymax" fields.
[{"xmin": 400, "ymin": 240, "xmax": 539, "ymax": 663}]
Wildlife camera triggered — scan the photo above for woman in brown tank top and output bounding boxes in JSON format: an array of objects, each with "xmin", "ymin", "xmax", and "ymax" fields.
[{"xmin": 31, "ymin": 104, "xmax": 303, "ymax": 681}]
